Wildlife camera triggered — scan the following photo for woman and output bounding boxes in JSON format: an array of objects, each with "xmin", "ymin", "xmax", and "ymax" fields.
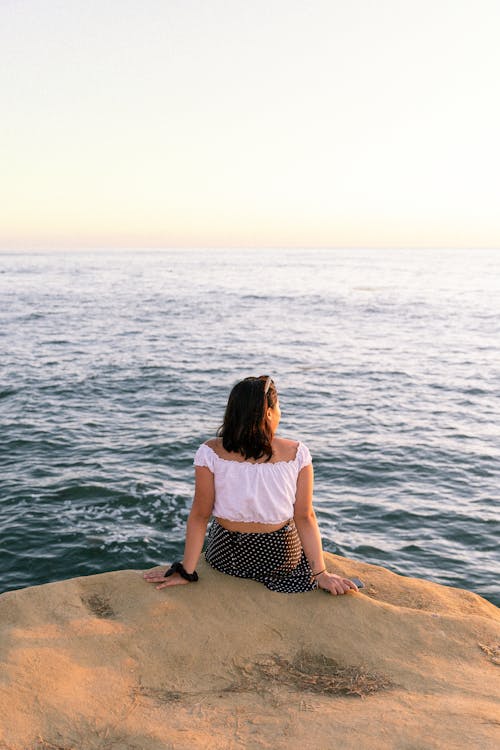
[{"xmin": 144, "ymin": 375, "xmax": 359, "ymax": 595}]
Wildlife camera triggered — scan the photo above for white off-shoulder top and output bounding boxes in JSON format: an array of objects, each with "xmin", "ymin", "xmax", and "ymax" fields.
[{"xmin": 193, "ymin": 441, "xmax": 312, "ymax": 524}]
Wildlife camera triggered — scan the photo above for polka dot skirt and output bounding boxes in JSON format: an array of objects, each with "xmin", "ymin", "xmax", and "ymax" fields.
[{"xmin": 205, "ymin": 519, "xmax": 318, "ymax": 594}]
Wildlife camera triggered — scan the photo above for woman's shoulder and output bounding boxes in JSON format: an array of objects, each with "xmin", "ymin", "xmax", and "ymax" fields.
[
  {"xmin": 272, "ymin": 436, "xmax": 299, "ymax": 449},
  {"xmin": 200, "ymin": 438, "xmax": 245, "ymax": 463},
  {"xmin": 204, "ymin": 437, "xmax": 234, "ymax": 460},
  {"xmin": 272, "ymin": 437, "xmax": 312, "ymax": 467},
  {"xmin": 271, "ymin": 437, "xmax": 301, "ymax": 462},
  {"xmin": 204, "ymin": 437, "xmax": 221, "ymax": 451},
  {"xmin": 194, "ymin": 439, "xmax": 220, "ymax": 468}
]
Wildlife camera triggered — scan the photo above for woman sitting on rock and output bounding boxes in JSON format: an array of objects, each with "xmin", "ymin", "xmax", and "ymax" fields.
[{"xmin": 144, "ymin": 375, "xmax": 359, "ymax": 595}]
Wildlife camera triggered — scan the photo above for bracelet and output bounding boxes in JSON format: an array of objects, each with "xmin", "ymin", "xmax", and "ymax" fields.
[
  {"xmin": 312, "ymin": 568, "xmax": 327, "ymax": 577},
  {"xmin": 164, "ymin": 561, "xmax": 199, "ymax": 582}
]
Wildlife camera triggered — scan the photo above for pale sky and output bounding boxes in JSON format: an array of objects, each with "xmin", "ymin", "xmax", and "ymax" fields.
[{"xmin": 1, "ymin": 0, "xmax": 499, "ymax": 249}]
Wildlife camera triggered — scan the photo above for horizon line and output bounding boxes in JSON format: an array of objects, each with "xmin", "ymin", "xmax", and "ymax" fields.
[{"xmin": 1, "ymin": 245, "xmax": 500, "ymax": 254}]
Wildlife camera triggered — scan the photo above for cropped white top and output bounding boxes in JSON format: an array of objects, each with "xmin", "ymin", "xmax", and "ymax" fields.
[{"xmin": 193, "ymin": 441, "xmax": 312, "ymax": 524}]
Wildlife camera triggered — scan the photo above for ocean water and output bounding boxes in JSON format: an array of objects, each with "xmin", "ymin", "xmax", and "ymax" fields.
[{"xmin": 1, "ymin": 248, "xmax": 499, "ymax": 606}]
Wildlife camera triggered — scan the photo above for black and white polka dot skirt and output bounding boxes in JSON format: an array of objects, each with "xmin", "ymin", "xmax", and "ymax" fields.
[{"xmin": 204, "ymin": 519, "xmax": 318, "ymax": 594}]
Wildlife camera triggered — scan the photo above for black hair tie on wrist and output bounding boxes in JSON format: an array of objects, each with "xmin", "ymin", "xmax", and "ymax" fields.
[{"xmin": 164, "ymin": 561, "xmax": 199, "ymax": 582}]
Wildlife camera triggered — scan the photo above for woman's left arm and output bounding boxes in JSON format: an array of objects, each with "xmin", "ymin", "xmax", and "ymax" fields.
[
  {"xmin": 293, "ymin": 464, "xmax": 358, "ymax": 595},
  {"xmin": 144, "ymin": 466, "xmax": 215, "ymax": 590}
]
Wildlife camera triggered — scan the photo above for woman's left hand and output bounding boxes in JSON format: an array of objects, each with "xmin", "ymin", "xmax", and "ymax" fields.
[
  {"xmin": 143, "ymin": 567, "xmax": 190, "ymax": 590},
  {"xmin": 316, "ymin": 571, "xmax": 358, "ymax": 595}
]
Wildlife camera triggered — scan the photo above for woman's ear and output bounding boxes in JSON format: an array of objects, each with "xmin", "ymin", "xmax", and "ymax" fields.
[{"xmin": 266, "ymin": 407, "xmax": 273, "ymax": 422}]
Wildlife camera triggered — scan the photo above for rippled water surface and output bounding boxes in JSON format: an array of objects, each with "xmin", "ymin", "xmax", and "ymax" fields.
[{"xmin": 1, "ymin": 248, "xmax": 499, "ymax": 605}]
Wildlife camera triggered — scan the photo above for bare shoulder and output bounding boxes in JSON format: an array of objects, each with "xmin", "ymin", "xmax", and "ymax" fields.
[
  {"xmin": 272, "ymin": 437, "xmax": 300, "ymax": 462},
  {"xmin": 274, "ymin": 437, "xmax": 300, "ymax": 449},
  {"xmin": 205, "ymin": 437, "xmax": 222, "ymax": 451}
]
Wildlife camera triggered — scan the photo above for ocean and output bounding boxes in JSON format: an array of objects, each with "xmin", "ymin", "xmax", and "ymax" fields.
[{"xmin": 1, "ymin": 248, "xmax": 499, "ymax": 606}]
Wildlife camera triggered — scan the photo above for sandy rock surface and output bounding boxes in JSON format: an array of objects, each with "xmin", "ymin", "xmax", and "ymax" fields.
[{"xmin": 0, "ymin": 553, "xmax": 499, "ymax": 750}]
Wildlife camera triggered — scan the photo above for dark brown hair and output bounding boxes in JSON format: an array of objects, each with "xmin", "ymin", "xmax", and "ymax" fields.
[{"xmin": 217, "ymin": 375, "xmax": 278, "ymax": 461}]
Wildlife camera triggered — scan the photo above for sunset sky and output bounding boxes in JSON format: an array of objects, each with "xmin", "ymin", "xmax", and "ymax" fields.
[{"xmin": 1, "ymin": 0, "xmax": 499, "ymax": 250}]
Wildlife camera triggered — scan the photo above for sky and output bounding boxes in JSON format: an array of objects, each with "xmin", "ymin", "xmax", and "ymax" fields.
[{"xmin": 1, "ymin": 0, "xmax": 500, "ymax": 250}]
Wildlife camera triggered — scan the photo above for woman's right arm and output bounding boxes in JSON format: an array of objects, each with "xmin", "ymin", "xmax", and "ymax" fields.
[
  {"xmin": 294, "ymin": 464, "xmax": 358, "ymax": 595},
  {"xmin": 144, "ymin": 466, "xmax": 215, "ymax": 589}
]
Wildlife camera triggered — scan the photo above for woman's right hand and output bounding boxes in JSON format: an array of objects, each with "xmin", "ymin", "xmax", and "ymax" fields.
[
  {"xmin": 316, "ymin": 571, "xmax": 358, "ymax": 595},
  {"xmin": 143, "ymin": 567, "xmax": 191, "ymax": 590}
]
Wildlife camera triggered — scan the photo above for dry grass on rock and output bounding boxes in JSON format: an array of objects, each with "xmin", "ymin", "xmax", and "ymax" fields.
[{"xmin": 236, "ymin": 650, "xmax": 395, "ymax": 698}]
